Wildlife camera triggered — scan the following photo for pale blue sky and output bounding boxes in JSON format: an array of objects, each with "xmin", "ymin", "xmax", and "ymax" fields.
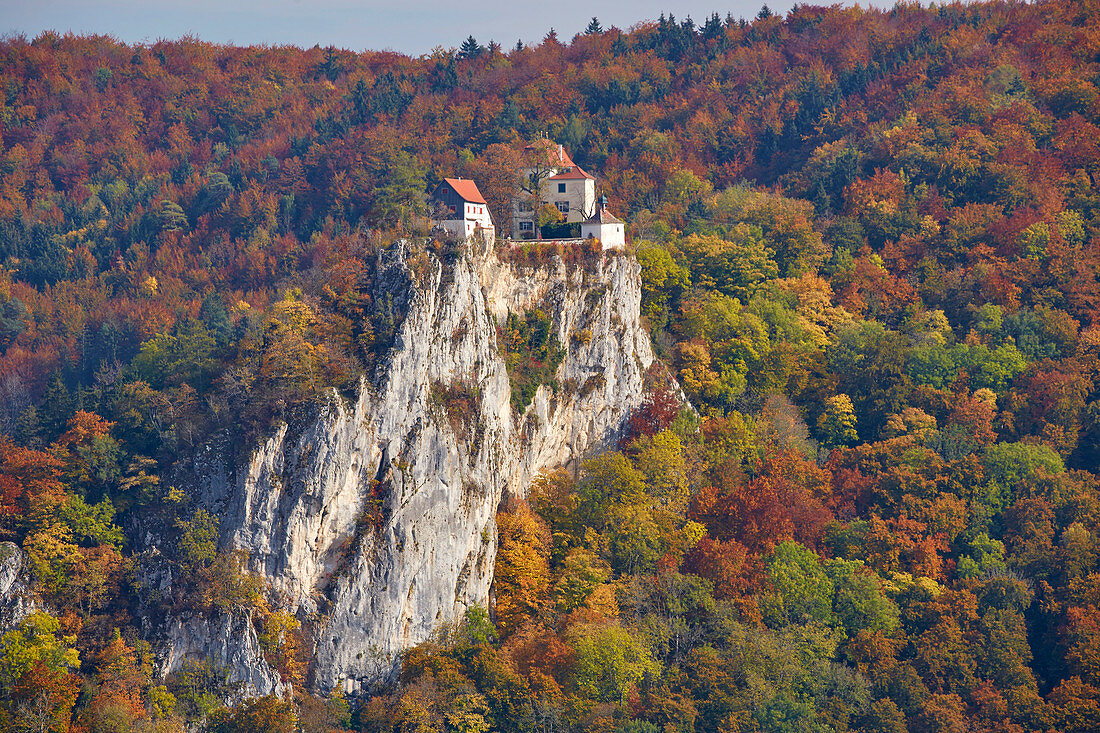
[{"xmin": 1, "ymin": 1, "xmax": 878, "ymax": 56}]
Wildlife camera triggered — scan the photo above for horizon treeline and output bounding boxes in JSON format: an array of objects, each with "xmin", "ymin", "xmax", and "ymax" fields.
[{"xmin": 3, "ymin": 2, "xmax": 1100, "ymax": 732}]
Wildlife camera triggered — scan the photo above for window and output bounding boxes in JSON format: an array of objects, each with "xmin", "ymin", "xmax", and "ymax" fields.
[
  {"xmin": 557, "ymin": 183, "xmax": 566, "ymax": 193},
  {"xmin": 556, "ymin": 201, "xmax": 570, "ymax": 214},
  {"xmin": 518, "ymin": 201, "xmax": 534, "ymax": 213},
  {"xmin": 519, "ymin": 221, "xmax": 534, "ymax": 231}
]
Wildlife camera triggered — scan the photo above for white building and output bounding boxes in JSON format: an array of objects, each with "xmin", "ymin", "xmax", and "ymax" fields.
[
  {"xmin": 431, "ymin": 177, "xmax": 495, "ymax": 245},
  {"xmin": 580, "ymin": 196, "xmax": 626, "ymax": 250},
  {"xmin": 512, "ymin": 139, "xmax": 597, "ymax": 238}
]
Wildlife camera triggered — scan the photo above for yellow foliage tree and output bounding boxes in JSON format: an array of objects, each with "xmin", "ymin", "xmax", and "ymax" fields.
[
  {"xmin": 630, "ymin": 430, "xmax": 690, "ymax": 511},
  {"xmin": 774, "ymin": 273, "xmax": 852, "ymax": 347},
  {"xmin": 494, "ymin": 501, "xmax": 551, "ymax": 637}
]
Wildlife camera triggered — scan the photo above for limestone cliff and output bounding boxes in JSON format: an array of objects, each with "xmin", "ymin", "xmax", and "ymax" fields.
[
  {"xmin": 0, "ymin": 542, "xmax": 39, "ymax": 630},
  {"xmin": 162, "ymin": 239, "xmax": 654, "ymax": 694}
]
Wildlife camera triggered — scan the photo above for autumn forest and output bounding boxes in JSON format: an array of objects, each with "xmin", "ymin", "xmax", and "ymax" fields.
[{"xmin": 3, "ymin": 1, "xmax": 1100, "ymax": 731}]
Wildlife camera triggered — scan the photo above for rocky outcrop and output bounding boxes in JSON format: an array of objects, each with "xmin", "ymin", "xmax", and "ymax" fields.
[
  {"xmin": 161, "ymin": 613, "xmax": 285, "ymax": 699},
  {"xmin": 165, "ymin": 240, "xmax": 654, "ymax": 694},
  {"xmin": 0, "ymin": 542, "xmax": 38, "ymax": 629}
]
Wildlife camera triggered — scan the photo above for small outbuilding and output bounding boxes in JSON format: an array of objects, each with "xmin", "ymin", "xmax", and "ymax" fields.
[{"xmin": 580, "ymin": 196, "xmax": 625, "ymax": 250}]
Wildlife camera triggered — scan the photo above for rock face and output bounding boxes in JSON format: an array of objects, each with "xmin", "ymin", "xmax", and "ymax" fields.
[
  {"xmin": 166, "ymin": 240, "xmax": 654, "ymax": 694},
  {"xmin": 0, "ymin": 542, "xmax": 38, "ymax": 629},
  {"xmin": 161, "ymin": 613, "xmax": 286, "ymax": 699}
]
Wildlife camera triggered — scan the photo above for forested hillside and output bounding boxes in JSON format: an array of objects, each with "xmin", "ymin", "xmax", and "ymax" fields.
[{"xmin": 3, "ymin": 1, "xmax": 1100, "ymax": 731}]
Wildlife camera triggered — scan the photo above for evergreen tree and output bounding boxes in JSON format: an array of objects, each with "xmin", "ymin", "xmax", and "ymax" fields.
[
  {"xmin": 459, "ymin": 35, "xmax": 483, "ymax": 59},
  {"xmin": 319, "ymin": 45, "xmax": 342, "ymax": 81},
  {"xmin": 703, "ymin": 13, "xmax": 724, "ymax": 40},
  {"xmin": 39, "ymin": 374, "xmax": 75, "ymax": 443}
]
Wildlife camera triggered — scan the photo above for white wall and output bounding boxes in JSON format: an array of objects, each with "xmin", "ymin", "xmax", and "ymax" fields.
[{"xmin": 580, "ymin": 220, "xmax": 625, "ymax": 249}]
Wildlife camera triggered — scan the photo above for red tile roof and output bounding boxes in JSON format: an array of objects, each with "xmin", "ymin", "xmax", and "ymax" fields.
[
  {"xmin": 524, "ymin": 138, "xmax": 575, "ymax": 167},
  {"xmin": 584, "ymin": 205, "xmax": 623, "ymax": 225},
  {"xmin": 549, "ymin": 166, "xmax": 595, "ymax": 181},
  {"xmin": 441, "ymin": 177, "xmax": 487, "ymax": 204}
]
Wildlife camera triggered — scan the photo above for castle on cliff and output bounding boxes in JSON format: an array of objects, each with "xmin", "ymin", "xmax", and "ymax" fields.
[{"xmin": 430, "ymin": 139, "xmax": 624, "ymax": 250}]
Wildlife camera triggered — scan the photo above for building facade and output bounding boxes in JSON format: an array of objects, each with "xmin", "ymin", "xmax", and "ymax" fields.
[
  {"xmin": 512, "ymin": 139, "xmax": 597, "ymax": 238},
  {"xmin": 431, "ymin": 178, "xmax": 495, "ymax": 245}
]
